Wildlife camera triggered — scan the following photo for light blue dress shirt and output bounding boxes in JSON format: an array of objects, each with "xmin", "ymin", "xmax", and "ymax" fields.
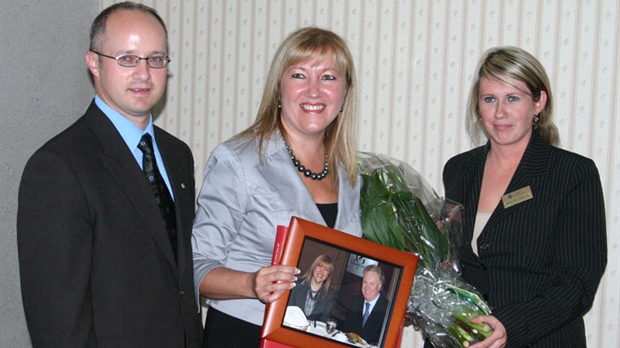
[
  {"xmin": 364, "ymin": 293, "xmax": 380, "ymax": 314},
  {"xmin": 95, "ymin": 95, "xmax": 174, "ymax": 199}
]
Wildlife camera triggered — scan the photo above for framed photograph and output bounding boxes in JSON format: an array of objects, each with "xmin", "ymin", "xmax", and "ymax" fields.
[{"xmin": 261, "ymin": 217, "xmax": 419, "ymax": 348}]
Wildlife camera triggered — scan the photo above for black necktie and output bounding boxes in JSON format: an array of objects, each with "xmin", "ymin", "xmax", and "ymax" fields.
[{"xmin": 138, "ymin": 133, "xmax": 177, "ymax": 260}]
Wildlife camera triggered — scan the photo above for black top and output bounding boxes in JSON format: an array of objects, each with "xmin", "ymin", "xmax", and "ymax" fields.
[{"xmin": 317, "ymin": 203, "xmax": 338, "ymax": 228}]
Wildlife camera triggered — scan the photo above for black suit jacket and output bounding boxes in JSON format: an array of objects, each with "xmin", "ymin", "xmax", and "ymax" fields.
[
  {"xmin": 340, "ymin": 294, "xmax": 389, "ymax": 345},
  {"xmin": 17, "ymin": 101, "xmax": 202, "ymax": 348},
  {"xmin": 443, "ymin": 131, "xmax": 607, "ymax": 347}
]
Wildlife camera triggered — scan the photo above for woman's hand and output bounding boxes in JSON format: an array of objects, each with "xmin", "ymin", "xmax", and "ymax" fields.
[
  {"xmin": 199, "ymin": 265, "xmax": 299, "ymax": 301},
  {"xmin": 469, "ymin": 315, "xmax": 507, "ymax": 348},
  {"xmin": 249, "ymin": 265, "xmax": 300, "ymax": 304}
]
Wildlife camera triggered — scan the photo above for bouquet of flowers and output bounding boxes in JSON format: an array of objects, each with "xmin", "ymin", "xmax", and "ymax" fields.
[{"xmin": 358, "ymin": 152, "xmax": 493, "ymax": 348}]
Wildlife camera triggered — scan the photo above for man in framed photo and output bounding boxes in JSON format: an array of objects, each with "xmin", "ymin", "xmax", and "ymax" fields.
[{"xmin": 340, "ymin": 265, "xmax": 389, "ymax": 345}]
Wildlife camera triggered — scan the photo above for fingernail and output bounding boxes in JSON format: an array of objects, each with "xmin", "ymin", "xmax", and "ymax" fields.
[{"xmin": 295, "ymin": 268, "xmax": 301, "ymax": 274}]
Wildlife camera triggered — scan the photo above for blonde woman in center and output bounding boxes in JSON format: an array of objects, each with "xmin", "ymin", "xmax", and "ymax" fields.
[{"xmin": 192, "ymin": 27, "xmax": 362, "ymax": 347}]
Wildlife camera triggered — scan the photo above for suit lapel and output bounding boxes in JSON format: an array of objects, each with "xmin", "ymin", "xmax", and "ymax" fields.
[
  {"xmin": 85, "ymin": 104, "xmax": 178, "ymax": 274},
  {"xmin": 156, "ymin": 128, "xmax": 192, "ymax": 279},
  {"xmin": 334, "ymin": 165, "xmax": 360, "ymax": 230},
  {"xmin": 257, "ymin": 135, "xmax": 360, "ymax": 230},
  {"xmin": 460, "ymin": 148, "xmax": 486, "ymax": 244},
  {"xmin": 483, "ymin": 132, "xmax": 551, "ymax": 233},
  {"xmin": 258, "ymin": 137, "xmax": 325, "ymax": 224},
  {"xmin": 369, "ymin": 296, "xmax": 387, "ymax": 320}
]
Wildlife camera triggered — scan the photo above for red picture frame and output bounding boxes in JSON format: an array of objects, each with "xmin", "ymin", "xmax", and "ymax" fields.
[{"xmin": 261, "ymin": 217, "xmax": 418, "ymax": 347}]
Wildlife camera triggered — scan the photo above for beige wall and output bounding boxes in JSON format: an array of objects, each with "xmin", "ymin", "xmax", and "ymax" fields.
[{"xmin": 96, "ymin": 1, "xmax": 617, "ymax": 347}]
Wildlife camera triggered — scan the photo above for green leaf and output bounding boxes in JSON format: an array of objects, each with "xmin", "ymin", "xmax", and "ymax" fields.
[{"xmin": 359, "ymin": 159, "xmax": 451, "ymax": 271}]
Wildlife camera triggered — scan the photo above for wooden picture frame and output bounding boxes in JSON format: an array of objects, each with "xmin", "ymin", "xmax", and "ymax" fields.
[{"xmin": 261, "ymin": 217, "xmax": 419, "ymax": 348}]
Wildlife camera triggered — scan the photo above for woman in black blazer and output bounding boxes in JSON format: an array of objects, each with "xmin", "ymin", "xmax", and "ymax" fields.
[
  {"xmin": 441, "ymin": 47, "xmax": 607, "ymax": 347},
  {"xmin": 288, "ymin": 254, "xmax": 336, "ymax": 322}
]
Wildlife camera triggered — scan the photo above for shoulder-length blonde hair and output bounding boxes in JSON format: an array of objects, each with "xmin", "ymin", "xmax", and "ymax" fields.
[
  {"xmin": 300, "ymin": 254, "xmax": 334, "ymax": 297},
  {"xmin": 466, "ymin": 46, "xmax": 559, "ymax": 146},
  {"xmin": 238, "ymin": 27, "xmax": 358, "ymax": 187}
]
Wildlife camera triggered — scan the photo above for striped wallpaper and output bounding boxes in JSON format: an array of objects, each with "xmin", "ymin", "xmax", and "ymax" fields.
[{"xmin": 101, "ymin": 0, "xmax": 619, "ymax": 346}]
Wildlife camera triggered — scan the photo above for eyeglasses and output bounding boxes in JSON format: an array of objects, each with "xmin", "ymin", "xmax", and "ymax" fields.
[{"xmin": 90, "ymin": 50, "xmax": 170, "ymax": 69}]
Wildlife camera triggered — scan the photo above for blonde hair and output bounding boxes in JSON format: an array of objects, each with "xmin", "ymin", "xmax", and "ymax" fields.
[
  {"xmin": 300, "ymin": 254, "xmax": 334, "ymax": 298},
  {"xmin": 466, "ymin": 46, "xmax": 559, "ymax": 146},
  {"xmin": 238, "ymin": 27, "xmax": 358, "ymax": 187}
]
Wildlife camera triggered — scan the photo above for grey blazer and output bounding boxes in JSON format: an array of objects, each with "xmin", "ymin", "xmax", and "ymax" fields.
[{"xmin": 192, "ymin": 132, "xmax": 362, "ymax": 326}]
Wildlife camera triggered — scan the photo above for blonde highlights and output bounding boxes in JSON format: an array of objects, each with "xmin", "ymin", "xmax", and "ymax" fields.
[
  {"xmin": 466, "ymin": 46, "xmax": 559, "ymax": 146},
  {"xmin": 300, "ymin": 254, "xmax": 334, "ymax": 297},
  {"xmin": 239, "ymin": 27, "xmax": 358, "ymax": 187}
]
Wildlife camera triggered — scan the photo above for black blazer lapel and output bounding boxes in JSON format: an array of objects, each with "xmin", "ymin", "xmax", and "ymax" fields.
[
  {"xmin": 369, "ymin": 295, "xmax": 388, "ymax": 323},
  {"xmin": 459, "ymin": 147, "xmax": 486, "ymax": 248},
  {"xmin": 156, "ymin": 126, "xmax": 195, "ymax": 279},
  {"xmin": 85, "ymin": 103, "xmax": 178, "ymax": 273},
  {"xmin": 483, "ymin": 132, "xmax": 551, "ymax": 233}
]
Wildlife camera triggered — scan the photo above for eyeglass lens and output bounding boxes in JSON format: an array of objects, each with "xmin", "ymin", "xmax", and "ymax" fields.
[{"xmin": 117, "ymin": 55, "xmax": 169, "ymax": 68}]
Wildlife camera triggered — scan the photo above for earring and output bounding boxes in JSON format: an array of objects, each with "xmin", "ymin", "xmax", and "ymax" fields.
[
  {"xmin": 278, "ymin": 104, "xmax": 281, "ymax": 109},
  {"xmin": 533, "ymin": 114, "xmax": 540, "ymax": 123},
  {"xmin": 339, "ymin": 107, "xmax": 343, "ymax": 113}
]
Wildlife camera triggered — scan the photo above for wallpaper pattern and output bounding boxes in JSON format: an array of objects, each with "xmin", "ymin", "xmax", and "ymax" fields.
[{"xmin": 101, "ymin": 1, "xmax": 619, "ymax": 346}]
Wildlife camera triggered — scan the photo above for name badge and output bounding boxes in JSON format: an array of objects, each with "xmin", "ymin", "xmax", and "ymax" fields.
[{"xmin": 502, "ymin": 186, "xmax": 533, "ymax": 208}]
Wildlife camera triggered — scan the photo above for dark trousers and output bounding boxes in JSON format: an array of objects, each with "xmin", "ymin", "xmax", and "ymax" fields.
[{"xmin": 203, "ymin": 307, "xmax": 262, "ymax": 348}]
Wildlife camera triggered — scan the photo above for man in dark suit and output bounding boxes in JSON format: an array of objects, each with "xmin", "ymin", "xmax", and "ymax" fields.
[
  {"xmin": 17, "ymin": 2, "xmax": 202, "ymax": 347},
  {"xmin": 340, "ymin": 265, "xmax": 389, "ymax": 345}
]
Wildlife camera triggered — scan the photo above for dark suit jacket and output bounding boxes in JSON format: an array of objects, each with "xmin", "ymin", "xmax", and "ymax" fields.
[
  {"xmin": 288, "ymin": 281, "xmax": 335, "ymax": 322},
  {"xmin": 443, "ymin": 131, "xmax": 607, "ymax": 347},
  {"xmin": 340, "ymin": 294, "xmax": 389, "ymax": 345},
  {"xmin": 17, "ymin": 101, "xmax": 202, "ymax": 348}
]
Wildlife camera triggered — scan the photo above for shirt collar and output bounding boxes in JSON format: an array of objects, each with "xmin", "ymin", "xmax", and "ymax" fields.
[
  {"xmin": 366, "ymin": 293, "xmax": 380, "ymax": 307},
  {"xmin": 95, "ymin": 95, "xmax": 156, "ymax": 149}
]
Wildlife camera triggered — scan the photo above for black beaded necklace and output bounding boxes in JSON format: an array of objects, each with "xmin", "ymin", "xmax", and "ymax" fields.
[{"xmin": 284, "ymin": 140, "xmax": 329, "ymax": 180}]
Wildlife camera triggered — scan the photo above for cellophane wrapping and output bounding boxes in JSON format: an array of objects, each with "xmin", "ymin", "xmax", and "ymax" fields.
[{"xmin": 358, "ymin": 152, "xmax": 492, "ymax": 348}]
